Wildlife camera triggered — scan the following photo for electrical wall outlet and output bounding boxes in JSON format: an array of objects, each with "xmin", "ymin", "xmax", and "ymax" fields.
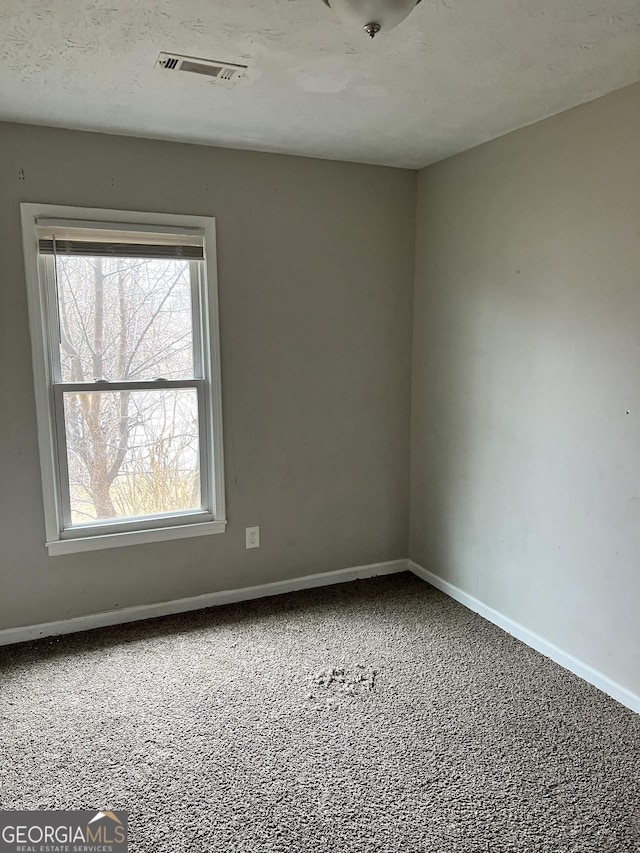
[{"xmin": 246, "ymin": 526, "xmax": 260, "ymax": 549}]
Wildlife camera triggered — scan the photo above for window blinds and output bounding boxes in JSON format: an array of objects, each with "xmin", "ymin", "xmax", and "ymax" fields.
[{"xmin": 36, "ymin": 219, "xmax": 205, "ymax": 260}]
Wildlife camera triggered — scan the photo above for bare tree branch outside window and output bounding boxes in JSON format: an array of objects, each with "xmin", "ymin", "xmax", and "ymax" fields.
[{"xmin": 56, "ymin": 255, "xmax": 200, "ymax": 522}]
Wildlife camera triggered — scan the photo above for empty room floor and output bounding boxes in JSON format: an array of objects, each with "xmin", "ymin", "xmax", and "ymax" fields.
[{"xmin": 1, "ymin": 573, "xmax": 639, "ymax": 852}]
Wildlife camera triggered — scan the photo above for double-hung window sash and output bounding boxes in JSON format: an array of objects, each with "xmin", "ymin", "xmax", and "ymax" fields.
[{"xmin": 36, "ymin": 219, "xmax": 217, "ymax": 539}]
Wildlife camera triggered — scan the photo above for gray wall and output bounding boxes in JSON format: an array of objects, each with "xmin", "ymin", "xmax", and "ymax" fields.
[
  {"xmin": 4, "ymin": 81, "xmax": 639, "ymax": 702},
  {"xmin": 0, "ymin": 122, "xmax": 416, "ymax": 629},
  {"xmin": 410, "ymin": 82, "xmax": 640, "ymax": 696}
]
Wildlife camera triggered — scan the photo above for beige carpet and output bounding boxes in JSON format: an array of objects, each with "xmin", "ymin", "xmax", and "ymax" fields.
[{"xmin": 1, "ymin": 573, "xmax": 639, "ymax": 852}]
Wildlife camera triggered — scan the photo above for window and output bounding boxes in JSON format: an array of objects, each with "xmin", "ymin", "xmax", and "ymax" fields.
[{"xmin": 21, "ymin": 205, "xmax": 226, "ymax": 554}]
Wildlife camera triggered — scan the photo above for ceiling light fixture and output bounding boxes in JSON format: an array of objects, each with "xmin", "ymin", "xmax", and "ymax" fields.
[{"xmin": 321, "ymin": 0, "xmax": 422, "ymax": 38}]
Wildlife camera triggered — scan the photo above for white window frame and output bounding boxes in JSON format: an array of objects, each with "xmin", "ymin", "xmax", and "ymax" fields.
[{"xmin": 21, "ymin": 204, "xmax": 227, "ymax": 555}]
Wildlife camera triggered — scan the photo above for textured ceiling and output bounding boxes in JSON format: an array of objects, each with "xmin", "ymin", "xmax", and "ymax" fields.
[{"xmin": 1, "ymin": 0, "xmax": 639, "ymax": 168}]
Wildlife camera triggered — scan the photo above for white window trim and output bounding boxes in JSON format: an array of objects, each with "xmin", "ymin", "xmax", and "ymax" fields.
[{"xmin": 21, "ymin": 204, "xmax": 227, "ymax": 555}]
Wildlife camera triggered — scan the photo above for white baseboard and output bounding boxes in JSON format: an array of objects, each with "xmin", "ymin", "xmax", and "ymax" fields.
[
  {"xmin": 5, "ymin": 555, "xmax": 637, "ymax": 716},
  {"xmin": 408, "ymin": 560, "xmax": 640, "ymax": 715},
  {"xmin": 0, "ymin": 559, "xmax": 409, "ymax": 647}
]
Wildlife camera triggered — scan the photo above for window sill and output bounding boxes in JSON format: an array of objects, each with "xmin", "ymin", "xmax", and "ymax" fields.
[{"xmin": 46, "ymin": 519, "xmax": 227, "ymax": 556}]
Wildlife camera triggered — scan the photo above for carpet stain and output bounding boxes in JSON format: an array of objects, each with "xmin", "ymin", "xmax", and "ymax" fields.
[{"xmin": 310, "ymin": 664, "xmax": 376, "ymax": 697}]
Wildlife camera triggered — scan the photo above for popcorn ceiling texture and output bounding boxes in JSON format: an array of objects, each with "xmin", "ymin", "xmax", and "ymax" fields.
[
  {"xmin": 1, "ymin": 573, "xmax": 640, "ymax": 852},
  {"xmin": 0, "ymin": 0, "xmax": 639, "ymax": 167}
]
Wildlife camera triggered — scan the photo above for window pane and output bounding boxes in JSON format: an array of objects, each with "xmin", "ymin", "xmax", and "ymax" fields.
[
  {"xmin": 63, "ymin": 388, "xmax": 201, "ymax": 523},
  {"xmin": 55, "ymin": 255, "xmax": 195, "ymax": 381}
]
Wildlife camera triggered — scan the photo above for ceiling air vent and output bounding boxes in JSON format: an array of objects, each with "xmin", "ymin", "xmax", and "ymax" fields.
[{"xmin": 155, "ymin": 52, "xmax": 247, "ymax": 82}]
